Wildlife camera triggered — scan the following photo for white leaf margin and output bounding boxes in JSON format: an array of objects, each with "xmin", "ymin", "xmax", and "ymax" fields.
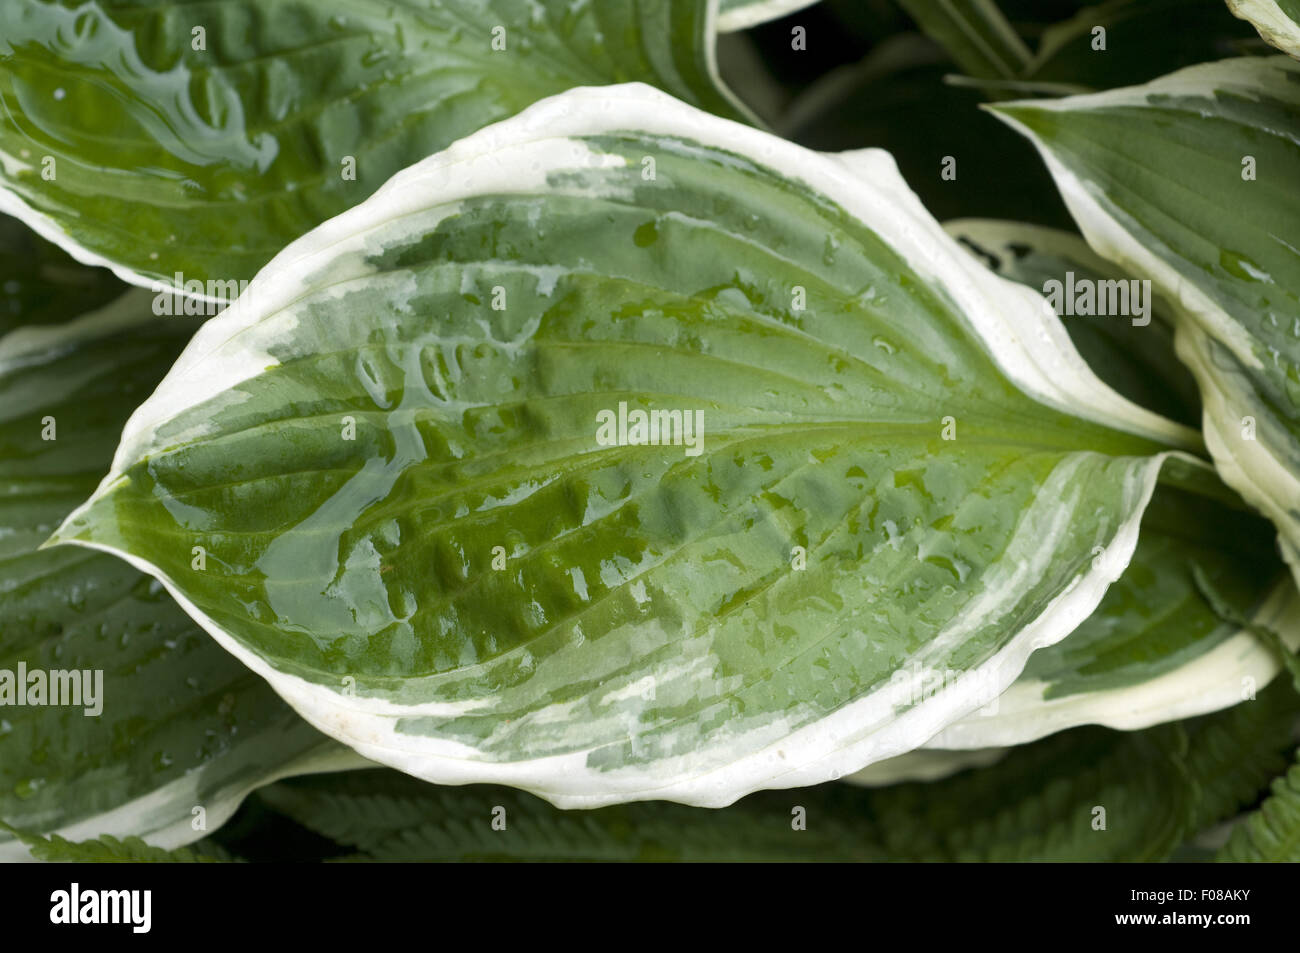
[
  {"xmin": 1226, "ymin": 0, "xmax": 1300, "ymax": 58},
  {"xmin": 53, "ymin": 83, "xmax": 1200, "ymax": 807}
]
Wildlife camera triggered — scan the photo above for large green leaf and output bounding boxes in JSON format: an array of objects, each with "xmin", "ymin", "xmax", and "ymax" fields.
[
  {"xmin": 0, "ymin": 0, "xmax": 748, "ymax": 299},
  {"xmin": 991, "ymin": 57, "xmax": 1300, "ymax": 587},
  {"xmin": 0, "ymin": 289, "xmax": 361, "ymax": 859},
  {"xmin": 52, "ymin": 83, "xmax": 1206, "ymax": 807},
  {"xmin": 1227, "ymin": 0, "xmax": 1300, "ymax": 58}
]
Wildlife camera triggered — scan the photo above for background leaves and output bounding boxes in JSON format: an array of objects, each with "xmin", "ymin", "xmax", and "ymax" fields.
[
  {"xmin": 0, "ymin": 0, "xmax": 748, "ymax": 293},
  {"xmin": 0, "ymin": 283, "xmax": 353, "ymax": 857}
]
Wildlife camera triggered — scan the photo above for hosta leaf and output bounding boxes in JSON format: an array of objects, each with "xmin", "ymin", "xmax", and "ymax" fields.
[
  {"xmin": 991, "ymin": 57, "xmax": 1300, "ymax": 586},
  {"xmin": 53, "ymin": 83, "xmax": 1203, "ymax": 808},
  {"xmin": 921, "ymin": 220, "xmax": 1300, "ymax": 750},
  {"xmin": 1227, "ymin": 0, "xmax": 1300, "ymax": 58},
  {"xmin": 0, "ymin": 0, "xmax": 748, "ymax": 298},
  {"xmin": 0, "ymin": 289, "xmax": 360, "ymax": 859},
  {"xmin": 718, "ymin": 0, "xmax": 822, "ymax": 33}
]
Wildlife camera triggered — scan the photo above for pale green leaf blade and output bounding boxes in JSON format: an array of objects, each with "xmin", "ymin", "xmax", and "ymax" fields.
[
  {"xmin": 0, "ymin": 289, "xmax": 362, "ymax": 859},
  {"xmin": 1226, "ymin": 0, "xmax": 1300, "ymax": 58},
  {"xmin": 990, "ymin": 57, "xmax": 1300, "ymax": 586},
  {"xmin": 0, "ymin": 0, "xmax": 748, "ymax": 297},
  {"xmin": 53, "ymin": 83, "xmax": 1198, "ymax": 808}
]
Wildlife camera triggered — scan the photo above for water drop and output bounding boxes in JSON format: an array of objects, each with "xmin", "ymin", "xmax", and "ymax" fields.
[
  {"xmin": 13, "ymin": 777, "xmax": 45, "ymax": 800},
  {"xmin": 633, "ymin": 220, "xmax": 658, "ymax": 247}
]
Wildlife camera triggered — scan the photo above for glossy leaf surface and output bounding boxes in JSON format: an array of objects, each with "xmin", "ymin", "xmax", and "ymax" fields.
[
  {"xmin": 0, "ymin": 289, "xmax": 352, "ymax": 858},
  {"xmin": 0, "ymin": 0, "xmax": 747, "ymax": 295},
  {"xmin": 54, "ymin": 84, "xmax": 1203, "ymax": 807},
  {"xmin": 993, "ymin": 57, "xmax": 1300, "ymax": 586}
]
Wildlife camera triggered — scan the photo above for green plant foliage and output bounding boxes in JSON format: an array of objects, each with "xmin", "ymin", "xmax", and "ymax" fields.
[
  {"xmin": 6, "ymin": 0, "xmax": 1300, "ymax": 864},
  {"xmin": 0, "ymin": 286, "xmax": 351, "ymax": 859},
  {"xmin": 49, "ymin": 81, "xmax": 1232, "ymax": 807},
  {"xmin": 1217, "ymin": 756, "xmax": 1300, "ymax": 861},
  {"xmin": 992, "ymin": 58, "xmax": 1300, "ymax": 593},
  {"xmin": 249, "ymin": 678, "xmax": 1300, "ymax": 862},
  {"xmin": 0, "ymin": 0, "xmax": 748, "ymax": 293},
  {"xmin": 1, "ymin": 821, "xmax": 238, "ymax": 862}
]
